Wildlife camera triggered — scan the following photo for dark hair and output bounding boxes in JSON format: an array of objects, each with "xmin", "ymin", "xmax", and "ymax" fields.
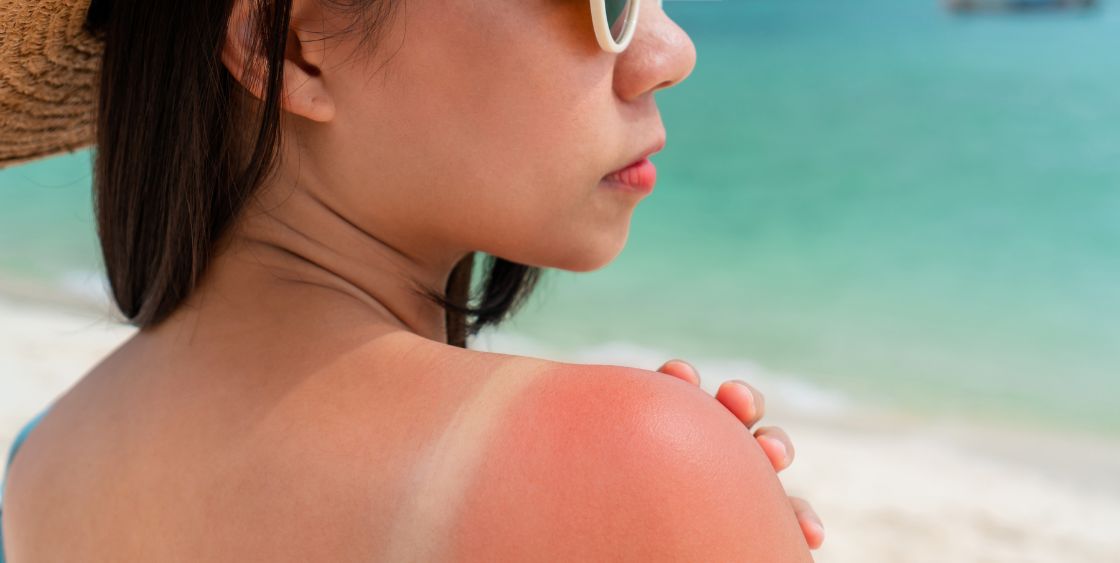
[{"xmin": 85, "ymin": 0, "xmax": 543, "ymax": 348}]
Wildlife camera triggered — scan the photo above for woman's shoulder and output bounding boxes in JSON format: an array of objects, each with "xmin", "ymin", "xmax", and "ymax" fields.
[
  {"xmin": 4, "ymin": 337, "xmax": 810, "ymax": 561},
  {"xmin": 409, "ymin": 359, "xmax": 814, "ymax": 562}
]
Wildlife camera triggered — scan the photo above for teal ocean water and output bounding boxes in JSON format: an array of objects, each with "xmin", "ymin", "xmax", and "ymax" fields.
[{"xmin": 1, "ymin": 0, "xmax": 1118, "ymax": 438}]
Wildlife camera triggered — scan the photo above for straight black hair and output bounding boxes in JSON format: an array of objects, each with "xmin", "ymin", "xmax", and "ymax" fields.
[{"xmin": 85, "ymin": 0, "xmax": 544, "ymax": 347}]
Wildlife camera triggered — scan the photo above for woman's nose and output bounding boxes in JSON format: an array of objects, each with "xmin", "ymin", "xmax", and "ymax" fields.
[{"xmin": 613, "ymin": 3, "xmax": 698, "ymax": 102}]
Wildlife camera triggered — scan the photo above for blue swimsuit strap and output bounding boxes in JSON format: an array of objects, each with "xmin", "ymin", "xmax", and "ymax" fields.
[
  {"xmin": 1, "ymin": 407, "xmax": 52, "ymax": 563},
  {"xmin": 2, "ymin": 408, "xmax": 51, "ymax": 495}
]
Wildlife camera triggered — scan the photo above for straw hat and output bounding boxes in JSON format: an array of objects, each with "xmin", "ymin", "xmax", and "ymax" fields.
[{"xmin": 0, "ymin": 0, "xmax": 102, "ymax": 169}]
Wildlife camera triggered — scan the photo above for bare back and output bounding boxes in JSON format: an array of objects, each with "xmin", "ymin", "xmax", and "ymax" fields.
[
  {"xmin": 1, "ymin": 329, "xmax": 551, "ymax": 562},
  {"xmin": 3, "ymin": 328, "xmax": 808, "ymax": 561}
]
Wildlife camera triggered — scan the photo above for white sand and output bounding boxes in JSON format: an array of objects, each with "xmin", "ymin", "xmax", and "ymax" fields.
[{"xmin": 3, "ymin": 295, "xmax": 1119, "ymax": 562}]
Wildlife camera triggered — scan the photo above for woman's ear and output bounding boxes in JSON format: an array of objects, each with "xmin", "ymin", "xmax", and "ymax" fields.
[{"xmin": 220, "ymin": 0, "xmax": 336, "ymax": 123}]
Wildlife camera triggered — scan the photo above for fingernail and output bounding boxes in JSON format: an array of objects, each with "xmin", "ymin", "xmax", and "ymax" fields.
[
  {"xmin": 809, "ymin": 521, "xmax": 824, "ymax": 540},
  {"xmin": 763, "ymin": 436, "xmax": 786, "ymax": 464},
  {"xmin": 737, "ymin": 383, "xmax": 755, "ymax": 417}
]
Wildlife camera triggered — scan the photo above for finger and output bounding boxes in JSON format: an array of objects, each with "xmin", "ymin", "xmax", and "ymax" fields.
[
  {"xmin": 754, "ymin": 426, "xmax": 794, "ymax": 472},
  {"xmin": 790, "ymin": 496, "xmax": 824, "ymax": 549},
  {"xmin": 656, "ymin": 359, "xmax": 700, "ymax": 387},
  {"xmin": 714, "ymin": 379, "xmax": 766, "ymax": 427}
]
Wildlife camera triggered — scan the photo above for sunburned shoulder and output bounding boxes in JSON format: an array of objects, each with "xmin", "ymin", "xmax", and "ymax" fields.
[{"xmin": 440, "ymin": 362, "xmax": 814, "ymax": 562}]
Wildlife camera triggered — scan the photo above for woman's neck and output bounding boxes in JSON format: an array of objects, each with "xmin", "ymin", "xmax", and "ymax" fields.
[{"xmin": 163, "ymin": 176, "xmax": 471, "ymax": 347}]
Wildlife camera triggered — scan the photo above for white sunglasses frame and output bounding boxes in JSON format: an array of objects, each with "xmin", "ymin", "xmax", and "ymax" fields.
[{"xmin": 590, "ymin": 0, "xmax": 663, "ymax": 53}]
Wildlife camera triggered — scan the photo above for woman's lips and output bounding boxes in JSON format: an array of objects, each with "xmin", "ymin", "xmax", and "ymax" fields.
[{"xmin": 601, "ymin": 158, "xmax": 657, "ymax": 194}]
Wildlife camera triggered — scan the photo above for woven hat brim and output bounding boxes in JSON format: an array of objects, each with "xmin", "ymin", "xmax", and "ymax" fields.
[{"xmin": 0, "ymin": 0, "xmax": 102, "ymax": 170}]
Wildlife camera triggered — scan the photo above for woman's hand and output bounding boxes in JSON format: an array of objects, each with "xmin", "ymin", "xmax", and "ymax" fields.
[{"xmin": 656, "ymin": 359, "xmax": 825, "ymax": 550}]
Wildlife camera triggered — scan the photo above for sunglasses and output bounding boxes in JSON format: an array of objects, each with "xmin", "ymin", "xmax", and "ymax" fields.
[{"xmin": 590, "ymin": 0, "xmax": 663, "ymax": 53}]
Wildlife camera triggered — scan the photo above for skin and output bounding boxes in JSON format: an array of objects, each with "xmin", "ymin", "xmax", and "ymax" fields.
[
  {"xmin": 435, "ymin": 361, "xmax": 818, "ymax": 561},
  {"xmin": 658, "ymin": 359, "xmax": 825, "ymax": 549},
  {"xmin": 3, "ymin": 0, "xmax": 821, "ymax": 559}
]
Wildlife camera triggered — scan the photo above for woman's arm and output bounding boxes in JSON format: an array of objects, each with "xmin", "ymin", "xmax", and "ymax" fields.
[{"xmin": 446, "ymin": 364, "xmax": 815, "ymax": 562}]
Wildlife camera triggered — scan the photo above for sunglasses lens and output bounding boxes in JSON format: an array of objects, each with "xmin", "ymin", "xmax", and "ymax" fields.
[{"xmin": 605, "ymin": 0, "xmax": 636, "ymax": 43}]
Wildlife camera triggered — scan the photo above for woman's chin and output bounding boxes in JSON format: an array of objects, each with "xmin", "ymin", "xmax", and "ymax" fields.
[
  {"xmin": 551, "ymin": 239, "xmax": 630, "ymax": 273},
  {"xmin": 486, "ymin": 228, "xmax": 630, "ymax": 273}
]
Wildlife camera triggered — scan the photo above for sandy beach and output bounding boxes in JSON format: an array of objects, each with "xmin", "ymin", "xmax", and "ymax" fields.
[{"xmin": 2, "ymin": 293, "xmax": 1119, "ymax": 563}]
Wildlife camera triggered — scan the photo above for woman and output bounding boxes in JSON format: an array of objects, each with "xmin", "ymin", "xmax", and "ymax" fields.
[{"xmin": 0, "ymin": 0, "xmax": 825, "ymax": 560}]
